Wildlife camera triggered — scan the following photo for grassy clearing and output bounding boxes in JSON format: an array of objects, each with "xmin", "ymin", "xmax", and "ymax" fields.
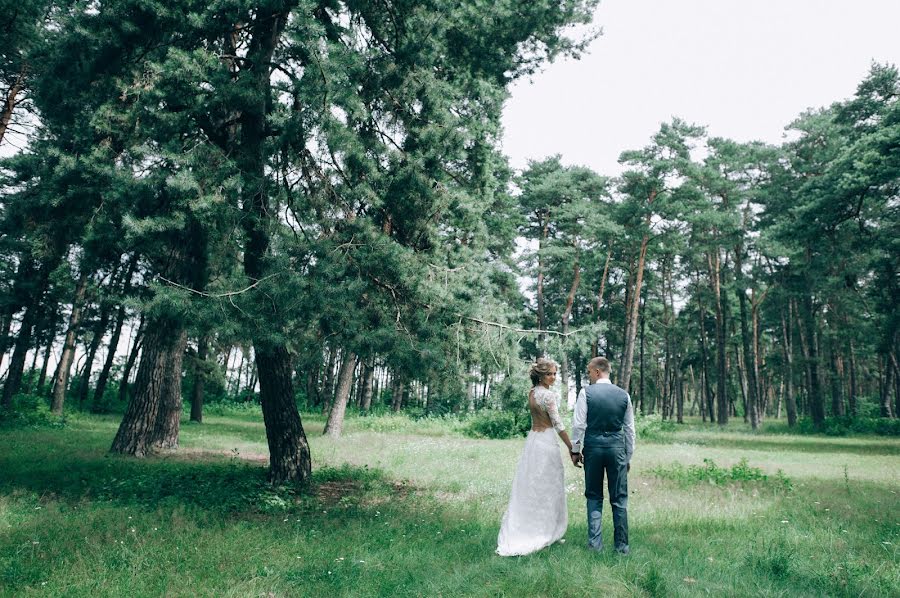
[{"xmin": 1, "ymin": 410, "xmax": 898, "ymax": 597}]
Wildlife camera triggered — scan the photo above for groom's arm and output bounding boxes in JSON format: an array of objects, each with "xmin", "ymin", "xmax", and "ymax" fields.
[
  {"xmin": 571, "ymin": 389, "xmax": 587, "ymax": 454},
  {"xmin": 623, "ymin": 394, "xmax": 636, "ymax": 462}
]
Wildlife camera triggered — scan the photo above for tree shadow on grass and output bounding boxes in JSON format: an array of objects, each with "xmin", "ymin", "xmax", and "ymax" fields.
[{"xmin": 0, "ymin": 435, "xmax": 393, "ymax": 516}]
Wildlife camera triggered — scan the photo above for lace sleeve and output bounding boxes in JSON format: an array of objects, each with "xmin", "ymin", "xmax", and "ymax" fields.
[{"xmin": 536, "ymin": 388, "xmax": 565, "ymax": 433}]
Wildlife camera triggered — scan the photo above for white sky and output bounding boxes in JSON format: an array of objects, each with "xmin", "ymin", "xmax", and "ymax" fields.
[{"xmin": 501, "ymin": 0, "xmax": 900, "ymax": 176}]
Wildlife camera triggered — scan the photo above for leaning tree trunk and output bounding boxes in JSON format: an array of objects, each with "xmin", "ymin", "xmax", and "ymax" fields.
[
  {"xmin": 152, "ymin": 329, "xmax": 188, "ymax": 449},
  {"xmin": 324, "ymin": 351, "xmax": 358, "ymax": 438},
  {"xmin": 50, "ymin": 272, "xmax": 89, "ymax": 414},
  {"xmin": 110, "ymin": 315, "xmax": 184, "ymax": 457}
]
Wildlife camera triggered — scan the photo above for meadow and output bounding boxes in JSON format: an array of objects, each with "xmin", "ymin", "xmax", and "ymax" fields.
[{"xmin": 1, "ymin": 409, "xmax": 898, "ymax": 597}]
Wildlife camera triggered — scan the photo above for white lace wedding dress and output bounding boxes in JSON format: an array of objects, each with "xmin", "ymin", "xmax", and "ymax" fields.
[{"xmin": 496, "ymin": 386, "xmax": 567, "ymax": 556}]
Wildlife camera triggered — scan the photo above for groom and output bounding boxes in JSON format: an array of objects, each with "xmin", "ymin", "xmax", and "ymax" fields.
[{"xmin": 569, "ymin": 357, "xmax": 635, "ymax": 554}]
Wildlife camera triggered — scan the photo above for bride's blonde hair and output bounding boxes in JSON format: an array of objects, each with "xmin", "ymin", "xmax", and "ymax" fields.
[{"xmin": 529, "ymin": 357, "xmax": 558, "ymax": 387}]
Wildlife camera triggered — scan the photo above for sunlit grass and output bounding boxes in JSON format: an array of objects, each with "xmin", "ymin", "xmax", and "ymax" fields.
[{"xmin": 1, "ymin": 409, "xmax": 898, "ymax": 597}]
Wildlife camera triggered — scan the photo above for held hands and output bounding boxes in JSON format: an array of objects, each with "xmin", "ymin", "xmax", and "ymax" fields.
[{"xmin": 569, "ymin": 452, "xmax": 583, "ymax": 468}]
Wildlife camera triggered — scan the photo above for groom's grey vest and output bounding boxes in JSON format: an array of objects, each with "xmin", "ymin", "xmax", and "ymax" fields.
[{"xmin": 584, "ymin": 382, "xmax": 629, "ymax": 447}]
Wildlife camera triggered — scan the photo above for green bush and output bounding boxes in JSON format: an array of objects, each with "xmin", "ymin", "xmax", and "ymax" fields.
[
  {"xmin": 0, "ymin": 394, "xmax": 67, "ymax": 429},
  {"xmin": 796, "ymin": 416, "xmax": 900, "ymax": 437},
  {"xmin": 651, "ymin": 457, "xmax": 792, "ymax": 490},
  {"xmin": 463, "ymin": 409, "xmax": 530, "ymax": 439},
  {"xmin": 635, "ymin": 412, "xmax": 676, "ymax": 440}
]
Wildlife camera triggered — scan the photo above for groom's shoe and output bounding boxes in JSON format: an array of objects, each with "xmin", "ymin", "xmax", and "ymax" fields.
[
  {"xmin": 587, "ymin": 541, "xmax": 603, "ymax": 552},
  {"xmin": 615, "ymin": 545, "xmax": 630, "ymax": 555}
]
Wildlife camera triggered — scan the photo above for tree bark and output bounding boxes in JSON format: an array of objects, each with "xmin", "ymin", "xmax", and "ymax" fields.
[
  {"xmin": 237, "ymin": 0, "xmax": 311, "ymax": 485},
  {"xmin": 152, "ymin": 329, "xmax": 188, "ymax": 449},
  {"xmin": 324, "ymin": 351, "xmax": 358, "ymax": 438},
  {"xmin": 110, "ymin": 316, "xmax": 183, "ymax": 457},
  {"xmin": 50, "ymin": 272, "xmax": 89, "ymax": 414}
]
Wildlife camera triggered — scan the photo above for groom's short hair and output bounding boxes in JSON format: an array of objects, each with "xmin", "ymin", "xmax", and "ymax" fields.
[{"xmin": 588, "ymin": 357, "xmax": 611, "ymax": 374}]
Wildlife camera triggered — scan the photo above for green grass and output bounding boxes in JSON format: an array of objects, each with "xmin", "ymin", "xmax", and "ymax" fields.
[{"xmin": 1, "ymin": 410, "xmax": 898, "ymax": 597}]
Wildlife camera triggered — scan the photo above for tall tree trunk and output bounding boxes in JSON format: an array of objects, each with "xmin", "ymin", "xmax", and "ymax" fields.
[
  {"xmin": 152, "ymin": 329, "xmax": 188, "ymax": 449},
  {"xmin": 880, "ymin": 354, "xmax": 895, "ymax": 418},
  {"xmin": 559, "ymin": 254, "xmax": 581, "ymax": 410},
  {"xmin": 696, "ymin": 279, "xmax": 715, "ymax": 423},
  {"xmin": 734, "ymin": 252, "xmax": 759, "ymax": 430},
  {"xmin": 782, "ymin": 304, "xmax": 798, "ymax": 426},
  {"xmin": 93, "ymin": 255, "xmax": 138, "ymax": 408},
  {"xmin": 593, "ymin": 247, "xmax": 613, "ymax": 357},
  {"xmin": 639, "ymin": 292, "xmax": 646, "ymax": 414},
  {"xmin": 391, "ymin": 375, "xmax": 404, "ymax": 412},
  {"xmin": 2, "ymin": 303, "xmax": 47, "ymax": 407},
  {"xmin": 707, "ymin": 250, "xmax": 728, "ymax": 426},
  {"xmin": 620, "ymin": 234, "xmax": 649, "ymax": 392},
  {"xmin": 799, "ymin": 295, "xmax": 825, "ymax": 426},
  {"xmin": 118, "ymin": 316, "xmax": 144, "ymax": 403},
  {"xmin": 110, "ymin": 316, "xmax": 183, "ymax": 457},
  {"xmin": 536, "ymin": 216, "xmax": 549, "ymax": 352},
  {"xmin": 78, "ymin": 305, "xmax": 112, "ymax": 406},
  {"xmin": 237, "ymin": 0, "xmax": 311, "ymax": 485},
  {"xmin": 324, "ymin": 351, "xmax": 358, "ymax": 438},
  {"xmin": 848, "ymin": 340, "xmax": 858, "ymax": 417},
  {"xmin": 37, "ymin": 330, "xmax": 54, "ymax": 395},
  {"xmin": 50, "ymin": 272, "xmax": 89, "ymax": 414},
  {"xmin": 360, "ymin": 358, "xmax": 375, "ymax": 412},
  {"xmin": 189, "ymin": 335, "xmax": 209, "ymax": 423}
]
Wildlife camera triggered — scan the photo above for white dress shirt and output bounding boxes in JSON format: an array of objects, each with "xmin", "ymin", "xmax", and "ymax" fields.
[{"xmin": 571, "ymin": 379, "xmax": 636, "ymax": 461}]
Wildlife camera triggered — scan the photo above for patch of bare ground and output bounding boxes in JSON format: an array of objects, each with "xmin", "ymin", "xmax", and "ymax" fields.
[
  {"xmin": 315, "ymin": 479, "xmax": 414, "ymax": 507},
  {"xmin": 155, "ymin": 447, "xmax": 270, "ymax": 465}
]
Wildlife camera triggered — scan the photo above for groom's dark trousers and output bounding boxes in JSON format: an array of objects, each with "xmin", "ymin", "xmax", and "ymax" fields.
[{"xmin": 582, "ymin": 383, "xmax": 629, "ymax": 551}]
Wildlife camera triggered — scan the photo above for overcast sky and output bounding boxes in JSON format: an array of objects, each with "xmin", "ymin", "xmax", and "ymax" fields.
[{"xmin": 501, "ymin": 0, "xmax": 900, "ymax": 176}]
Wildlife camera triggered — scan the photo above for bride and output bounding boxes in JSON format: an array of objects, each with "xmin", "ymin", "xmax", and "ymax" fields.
[{"xmin": 496, "ymin": 357, "xmax": 577, "ymax": 556}]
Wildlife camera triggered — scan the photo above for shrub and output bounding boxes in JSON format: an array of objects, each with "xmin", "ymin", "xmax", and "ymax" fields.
[
  {"xmin": 651, "ymin": 457, "xmax": 791, "ymax": 489},
  {"xmin": 796, "ymin": 416, "xmax": 900, "ymax": 437},
  {"xmin": 635, "ymin": 412, "xmax": 676, "ymax": 440},
  {"xmin": 463, "ymin": 409, "xmax": 530, "ymax": 439},
  {"xmin": 0, "ymin": 394, "xmax": 67, "ymax": 429}
]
